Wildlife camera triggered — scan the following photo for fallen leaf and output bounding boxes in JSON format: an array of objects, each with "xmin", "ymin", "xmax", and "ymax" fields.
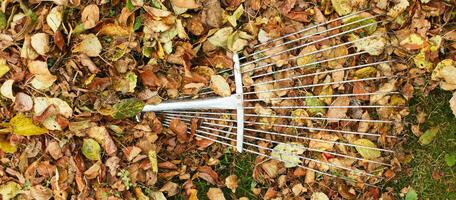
[
  {"xmin": 82, "ymin": 138, "xmax": 101, "ymax": 161},
  {"xmin": 1, "ymin": 79, "xmax": 15, "ymax": 101},
  {"xmin": 98, "ymin": 23, "xmax": 130, "ymax": 37},
  {"xmin": 207, "ymin": 188, "xmax": 225, "ymax": 200},
  {"xmin": 46, "ymin": 6, "xmax": 63, "ymax": 32},
  {"xmin": 30, "ymin": 185, "xmax": 52, "ymax": 200},
  {"xmin": 326, "ymin": 96, "xmax": 350, "ymax": 122},
  {"xmin": 225, "ymin": 5, "xmax": 244, "ymax": 27},
  {"xmin": 81, "ymin": 4, "xmax": 99, "ymax": 29},
  {"xmin": 419, "ymin": 126, "xmax": 439, "ymax": 145},
  {"xmin": 73, "ymin": 34, "xmax": 102, "ymax": 57},
  {"xmin": 311, "ymin": 192, "xmax": 329, "ymax": 200},
  {"xmin": 400, "ymin": 33, "xmax": 427, "ymax": 51},
  {"xmin": 431, "ymin": 59, "xmax": 456, "ymax": 91},
  {"xmin": 353, "ymin": 33, "xmax": 386, "ymax": 56},
  {"xmin": 387, "ymin": 0, "xmax": 409, "ymax": 18},
  {"xmin": 8, "ymin": 114, "xmax": 48, "ymax": 136},
  {"xmin": 87, "ymin": 126, "xmax": 117, "ymax": 155},
  {"xmin": 33, "ymin": 97, "xmax": 73, "ymax": 131},
  {"xmin": 208, "ymin": 27, "xmax": 233, "ymax": 48},
  {"xmin": 305, "ymin": 92, "xmax": 327, "ymax": 115},
  {"xmin": 353, "ymin": 139, "xmax": 381, "ymax": 159},
  {"xmin": 0, "ymin": 139, "xmax": 17, "ymax": 154},
  {"xmin": 170, "ymin": 118, "xmax": 188, "ymax": 143},
  {"xmin": 111, "ymin": 98, "xmax": 145, "ymax": 119},
  {"xmin": 271, "ymin": 142, "xmax": 305, "ymax": 168},
  {"xmin": 171, "ymin": 0, "xmax": 199, "ymax": 9},
  {"xmin": 159, "ymin": 182, "xmax": 179, "ymax": 196},
  {"xmin": 0, "ymin": 181, "xmax": 21, "ymax": 200},
  {"xmin": 370, "ymin": 81, "xmax": 396, "ymax": 104},
  {"xmin": 404, "ymin": 188, "xmax": 418, "ymax": 200},
  {"xmin": 28, "ymin": 60, "xmax": 57, "ymax": 90},
  {"xmin": 0, "ymin": 59, "xmax": 10, "ymax": 78},
  {"xmin": 331, "ymin": 0, "xmax": 353, "ymax": 16},
  {"xmin": 445, "ymin": 153, "xmax": 456, "ymax": 167},
  {"xmin": 148, "ymin": 150, "xmax": 158, "ymax": 173},
  {"xmin": 210, "ymin": 75, "xmax": 231, "ymax": 97},
  {"xmin": 225, "ymin": 175, "xmax": 238, "ymax": 193},
  {"xmin": 31, "ymin": 33, "xmax": 50, "ymax": 56}
]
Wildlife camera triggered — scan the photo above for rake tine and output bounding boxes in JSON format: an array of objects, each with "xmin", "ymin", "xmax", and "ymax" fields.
[
  {"xmin": 244, "ymin": 76, "xmax": 396, "ymax": 95},
  {"xmin": 251, "ymin": 9, "xmax": 371, "ymax": 50},
  {"xmin": 248, "ymin": 51, "xmax": 366, "ymax": 79},
  {"xmin": 251, "ymin": 61, "xmax": 392, "ymax": 87},
  {"xmin": 164, "ymin": 119, "xmax": 380, "ymax": 177},
  {"xmin": 244, "ymin": 92, "xmax": 400, "ymax": 102},
  {"xmin": 162, "ymin": 114, "xmax": 397, "ymax": 139},
  {"xmin": 240, "ymin": 22, "xmax": 383, "ymax": 67},
  {"xmin": 243, "ymin": 14, "xmax": 382, "ymax": 61},
  {"xmin": 161, "ymin": 110, "xmax": 395, "ymax": 123}
]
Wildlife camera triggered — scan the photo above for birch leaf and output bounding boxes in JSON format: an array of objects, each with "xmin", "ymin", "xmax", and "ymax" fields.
[
  {"xmin": 271, "ymin": 142, "xmax": 305, "ymax": 168},
  {"xmin": 0, "ymin": 182, "xmax": 21, "ymax": 200},
  {"xmin": 9, "ymin": 114, "xmax": 48, "ymax": 136},
  {"xmin": 331, "ymin": 0, "xmax": 353, "ymax": 16},
  {"xmin": 31, "ymin": 33, "xmax": 50, "ymax": 56},
  {"xmin": 1, "ymin": 79, "xmax": 15, "ymax": 101},
  {"xmin": 208, "ymin": 27, "xmax": 233, "ymax": 48},
  {"xmin": 210, "ymin": 75, "xmax": 231, "ymax": 97},
  {"xmin": 82, "ymin": 138, "xmax": 101, "ymax": 161},
  {"xmin": 0, "ymin": 140, "xmax": 17, "ymax": 154},
  {"xmin": 73, "ymin": 34, "xmax": 102, "ymax": 57},
  {"xmin": 226, "ymin": 5, "xmax": 244, "ymax": 27},
  {"xmin": 46, "ymin": 6, "xmax": 63, "ymax": 32},
  {"xmin": 0, "ymin": 59, "xmax": 10, "ymax": 78},
  {"xmin": 353, "ymin": 139, "xmax": 381, "ymax": 159}
]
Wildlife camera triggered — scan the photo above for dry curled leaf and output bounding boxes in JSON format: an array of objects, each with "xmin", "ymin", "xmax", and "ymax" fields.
[
  {"xmin": 210, "ymin": 75, "xmax": 231, "ymax": 97},
  {"xmin": 225, "ymin": 175, "xmax": 238, "ymax": 193},
  {"xmin": 81, "ymin": 4, "xmax": 99, "ymax": 29},
  {"xmin": 170, "ymin": 118, "xmax": 188, "ymax": 143}
]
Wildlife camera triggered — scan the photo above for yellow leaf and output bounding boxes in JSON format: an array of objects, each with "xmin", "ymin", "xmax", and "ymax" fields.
[
  {"xmin": 148, "ymin": 150, "xmax": 158, "ymax": 173},
  {"xmin": 0, "ymin": 181, "xmax": 21, "ymax": 200},
  {"xmin": 0, "ymin": 140, "xmax": 17, "ymax": 154},
  {"xmin": 98, "ymin": 23, "xmax": 130, "ymax": 37},
  {"xmin": 353, "ymin": 139, "xmax": 381, "ymax": 159},
  {"xmin": 271, "ymin": 142, "xmax": 305, "ymax": 168},
  {"xmin": 0, "ymin": 59, "xmax": 10, "ymax": 78},
  {"xmin": 9, "ymin": 114, "xmax": 48, "ymax": 136}
]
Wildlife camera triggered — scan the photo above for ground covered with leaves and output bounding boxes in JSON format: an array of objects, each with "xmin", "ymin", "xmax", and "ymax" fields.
[{"xmin": 0, "ymin": 0, "xmax": 455, "ymax": 199}]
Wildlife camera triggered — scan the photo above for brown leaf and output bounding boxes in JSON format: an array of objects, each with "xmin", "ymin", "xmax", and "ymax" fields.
[
  {"xmin": 158, "ymin": 161, "xmax": 178, "ymax": 169},
  {"xmin": 264, "ymin": 187, "xmax": 277, "ymax": 200},
  {"xmin": 84, "ymin": 161, "xmax": 101, "ymax": 179},
  {"xmin": 171, "ymin": 0, "xmax": 200, "ymax": 9},
  {"xmin": 81, "ymin": 4, "xmax": 99, "ymax": 29},
  {"xmin": 450, "ymin": 92, "xmax": 456, "ymax": 117},
  {"xmin": 170, "ymin": 118, "xmax": 188, "ymax": 143},
  {"xmin": 87, "ymin": 126, "xmax": 118, "ymax": 156},
  {"xmin": 123, "ymin": 146, "xmax": 142, "ymax": 162},
  {"xmin": 225, "ymin": 175, "xmax": 238, "ymax": 193},
  {"xmin": 281, "ymin": 0, "xmax": 296, "ymax": 14},
  {"xmin": 202, "ymin": 0, "xmax": 224, "ymax": 28},
  {"xmin": 198, "ymin": 166, "xmax": 221, "ymax": 185},
  {"xmin": 326, "ymin": 96, "xmax": 350, "ymax": 122},
  {"xmin": 53, "ymin": 31, "xmax": 65, "ymax": 50},
  {"xmin": 46, "ymin": 140, "xmax": 62, "ymax": 160},
  {"xmin": 207, "ymin": 188, "xmax": 226, "ymax": 200},
  {"xmin": 140, "ymin": 70, "xmax": 162, "ymax": 88},
  {"xmin": 30, "ymin": 185, "xmax": 52, "ymax": 200},
  {"xmin": 159, "ymin": 181, "xmax": 179, "ymax": 196},
  {"xmin": 284, "ymin": 11, "xmax": 310, "ymax": 22}
]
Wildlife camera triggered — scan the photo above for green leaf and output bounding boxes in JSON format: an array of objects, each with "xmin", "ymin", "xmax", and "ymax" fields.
[
  {"xmin": 133, "ymin": 16, "xmax": 143, "ymax": 31},
  {"xmin": 9, "ymin": 114, "xmax": 48, "ymax": 136},
  {"xmin": 419, "ymin": 126, "xmax": 439, "ymax": 145},
  {"xmin": 305, "ymin": 92, "xmax": 326, "ymax": 115},
  {"xmin": 111, "ymin": 98, "xmax": 145, "ymax": 119},
  {"xmin": 353, "ymin": 139, "xmax": 381, "ymax": 159},
  {"xmin": 126, "ymin": 0, "xmax": 135, "ymax": 11},
  {"xmin": 0, "ymin": 181, "xmax": 21, "ymax": 200},
  {"xmin": 82, "ymin": 138, "xmax": 101, "ymax": 161},
  {"xmin": 0, "ymin": 11, "xmax": 6, "ymax": 30},
  {"xmin": 0, "ymin": 140, "xmax": 17, "ymax": 154},
  {"xmin": 125, "ymin": 71, "xmax": 137, "ymax": 93},
  {"xmin": 150, "ymin": 0, "xmax": 162, "ymax": 8},
  {"xmin": 445, "ymin": 153, "xmax": 456, "ymax": 167},
  {"xmin": 405, "ymin": 189, "xmax": 418, "ymax": 200},
  {"xmin": 342, "ymin": 16, "xmax": 377, "ymax": 35}
]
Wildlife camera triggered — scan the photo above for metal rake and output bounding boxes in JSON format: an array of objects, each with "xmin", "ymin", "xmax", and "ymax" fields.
[{"xmin": 140, "ymin": 10, "xmax": 400, "ymax": 186}]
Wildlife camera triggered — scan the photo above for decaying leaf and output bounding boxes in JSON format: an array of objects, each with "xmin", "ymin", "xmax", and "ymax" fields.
[
  {"xmin": 271, "ymin": 142, "xmax": 305, "ymax": 168},
  {"xmin": 370, "ymin": 81, "xmax": 396, "ymax": 104},
  {"xmin": 34, "ymin": 97, "xmax": 73, "ymax": 130},
  {"xmin": 170, "ymin": 118, "xmax": 188, "ymax": 143},
  {"xmin": 208, "ymin": 27, "xmax": 233, "ymax": 48},
  {"xmin": 7, "ymin": 114, "xmax": 48, "ymax": 136},
  {"xmin": 46, "ymin": 6, "xmax": 63, "ymax": 32},
  {"xmin": 311, "ymin": 192, "xmax": 330, "ymax": 200},
  {"xmin": 81, "ymin": 4, "xmax": 99, "ymax": 29},
  {"xmin": 82, "ymin": 138, "xmax": 101, "ymax": 161},
  {"xmin": 31, "ymin": 33, "xmax": 50, "ymax": 56},
  {"xmin": 326, "ymin": 96, "xmax": 350, "ymax": 122},
  {"xmin": 210, "ymin": 75, "xmax": 231, "ymax": 97},
  {"xmin": 87, "ymin": 126, "xmax": 118, "ymax": 155},
  {"xmin": 111, "ymin": 98, "xmax": 145, "ymax": 119},
  {"xmin": 0, "ymin": 59, "xmax": 10, "ymax": 78},
  {"xmin": 28, "ymin": 60, "xmax": 57, "ymax": 90},
  {"xmin": 0, "ymin": 181, "xmax": 21, "ymax": 200},
  {"xmin": 353, "ymin": 139, "xmax": 381, "ymax": 159},
  {"xmin": 73, "ymin": 34, "xmax": 102, "ymax": 57},
  {"xmin": 207, "ymin": 188, "xmax": 226, "ymax": 200},
  {"xmin": 0, "ymin": 139, "xmax": 17, "ymax": 154},
  {"xmin": 225, "ymin": 175, "xmax": 238, "ymax": 193},
  {"xmin": 400, "ymin": 33, "xmax": 427, "ymax": 50},
  {"xmin": 352, "ymin": 33, "xmax": 386, "ymax": 56},
  {"xmin": 431, "ymin": 59, "xmax": 456, "ymax": 91},
  {"xmin": 1, "ymin": 79, "xmax": 15, "ymax": 101},
  {"xmin": 419, "ymin": 126, "xmax": 439, "ymax": 145},
  {"xmin": 331, "ymin": 0, "xmax": 353, "ymax": 16},
  {"xmin": 387, "ymin": 0, "xmax": 410, "ymax": 18},
  {"xmin": 305, "ymin": 92, "xmax": 327, "ymax": 115}
]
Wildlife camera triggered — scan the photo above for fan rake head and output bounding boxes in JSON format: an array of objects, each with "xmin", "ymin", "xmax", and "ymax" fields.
[{"xmin": 140, "ymin": 10, "xmax": 403, "ymax": 186}]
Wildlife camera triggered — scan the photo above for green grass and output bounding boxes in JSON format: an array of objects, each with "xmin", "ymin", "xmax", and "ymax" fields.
[
  {"xmin": 388, "ymin": 89, "xmax": 456, "ymax": 199},
  {"xmin": 192, "ymin": 151, "xmax": 258, "ymax": 200}
]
